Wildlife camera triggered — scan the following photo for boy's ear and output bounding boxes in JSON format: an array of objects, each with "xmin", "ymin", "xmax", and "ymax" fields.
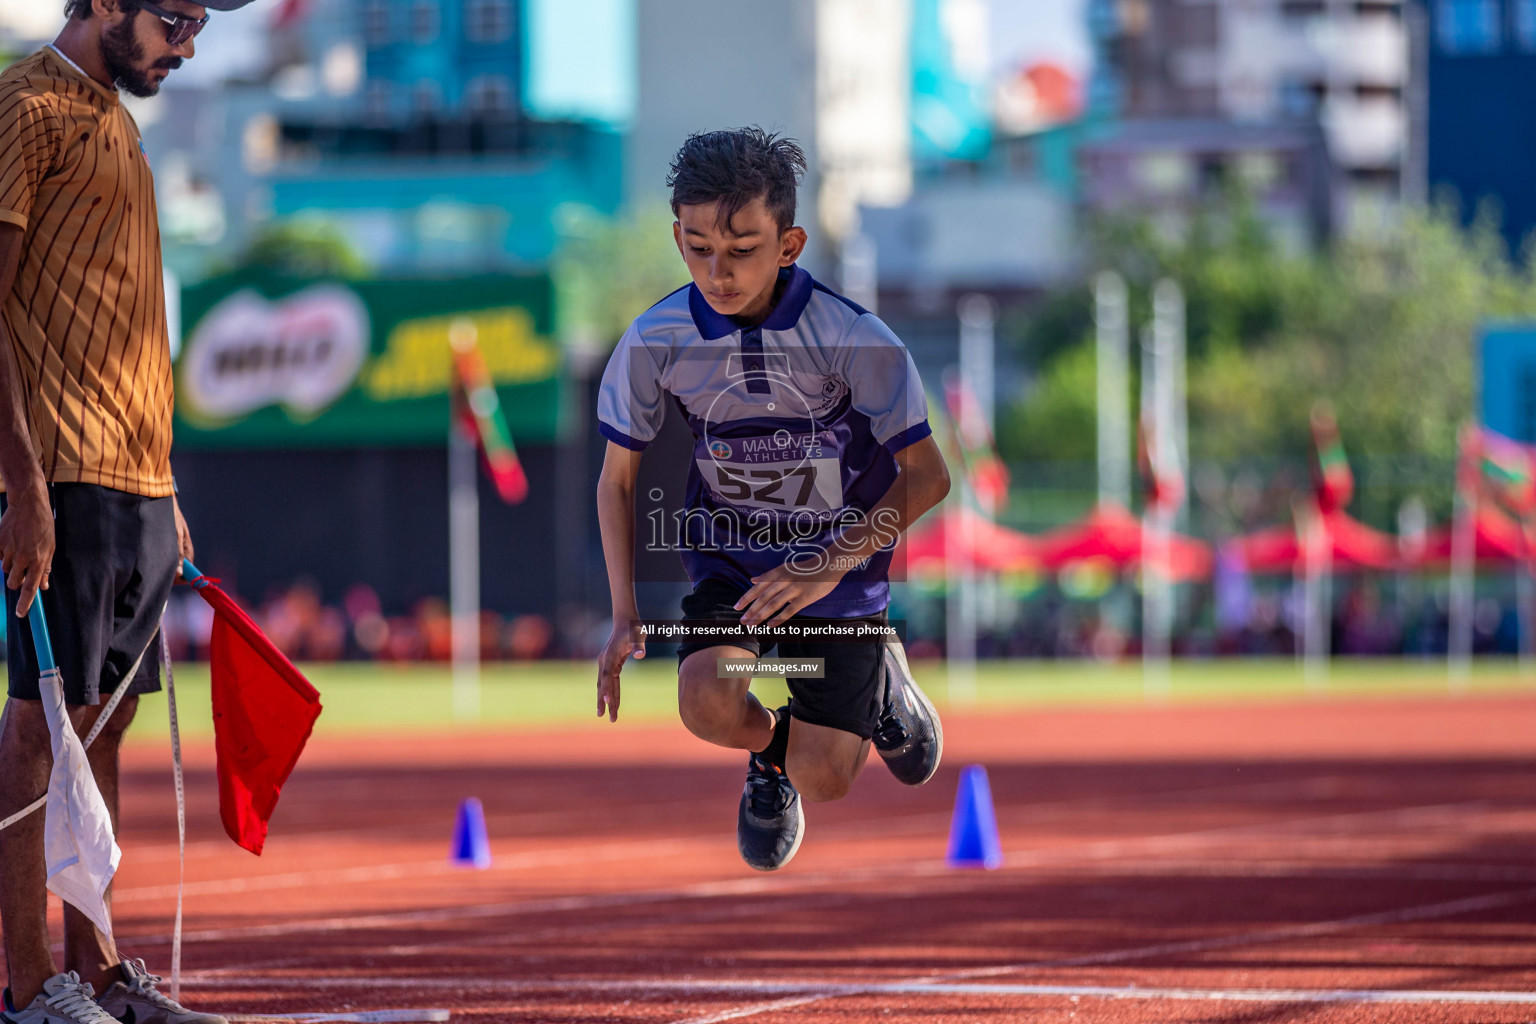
[
  {"xmin": 779, "ymin": 226, "xmax": 808, "ymax": 267},
  {"xmin": 672, "ymin": 220, "xmax": 686, "ymax": 258}
]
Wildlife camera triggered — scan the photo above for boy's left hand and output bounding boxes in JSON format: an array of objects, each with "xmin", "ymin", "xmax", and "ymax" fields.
[{"xmin": 735, "ymin": 561, "xmax": 847, "ymax": 628}]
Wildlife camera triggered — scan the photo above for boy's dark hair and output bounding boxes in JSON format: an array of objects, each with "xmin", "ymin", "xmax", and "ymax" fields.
[
  {"xmin": 667, "ymin": 127, "xmax": 807, "ymax": 234},
  {"xmin": 64, "ymin": 0, "xmax": 99, "ymax": 19}
]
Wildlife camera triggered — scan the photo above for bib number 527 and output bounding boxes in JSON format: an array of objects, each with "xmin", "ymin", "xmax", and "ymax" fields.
[{"xmin": 714, "ymin": 464, "xmax": 818, "ymax": 506}]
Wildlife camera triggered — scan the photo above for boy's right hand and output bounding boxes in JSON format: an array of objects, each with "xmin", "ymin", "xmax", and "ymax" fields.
[{"xmin": 597, "ymin": 621, "xmax": 646, "ymax": 722}]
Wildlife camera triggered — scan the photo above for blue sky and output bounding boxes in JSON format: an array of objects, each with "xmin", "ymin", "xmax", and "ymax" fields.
[
  {"xmin": 990, "ymin": 0, "xmax": 1090, "ymax": 76},
  {"xmin": 0, "ymin": 0, "xmax": 1092, "ymax": 95}
]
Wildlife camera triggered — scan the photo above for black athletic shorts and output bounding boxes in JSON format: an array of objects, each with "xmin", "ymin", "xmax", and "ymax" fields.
[
  {"xmin": 4, "ymin": 483, "xmax": 177, "ymax": 705},
  {"xmin": 676, "ymin": 578, "xmax": 888, "ymax": 740}
]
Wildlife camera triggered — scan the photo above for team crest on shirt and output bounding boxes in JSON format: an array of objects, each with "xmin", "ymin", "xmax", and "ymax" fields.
[
  {"xmin": 708, "ymin": 440, "xmax": 732, "ymax": 460},
  {"xmin": 809, "ymin": 375, "xmax": 848, "ymax": 415}
]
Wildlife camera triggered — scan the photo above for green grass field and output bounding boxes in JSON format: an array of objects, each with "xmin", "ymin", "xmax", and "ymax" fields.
[{"xmin": 3, "ymin": 657, "xmax": 1531, "ymax": 746}]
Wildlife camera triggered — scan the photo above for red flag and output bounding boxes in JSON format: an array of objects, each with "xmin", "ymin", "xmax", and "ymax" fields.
[
  {"xmin": 450, "ymin": 319, "xmax": 529, "ymax": 504},
  {"xmin": 1309, "ymin": 401, "xmax": 1354, "ymax": 513},
  {"xmin": 185, "ymin": 570, "xmax": 322, "ymax": 855},
  {"xmin": 1473, "ymin": 425, "xmax": 1536, "ymax": 517},
  {"xmin": 1137, "ymin": 412, "xmax": 1184, "ymax": 514},
  {"xmin": 942, "ymin": 373, "xmax": 1010, "ymax": 515}
]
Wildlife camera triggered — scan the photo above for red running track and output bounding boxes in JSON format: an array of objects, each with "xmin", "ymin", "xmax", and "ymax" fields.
[{"xmin": 9, "ymin": 691, "xmax": 1536, "ymax": 1023}]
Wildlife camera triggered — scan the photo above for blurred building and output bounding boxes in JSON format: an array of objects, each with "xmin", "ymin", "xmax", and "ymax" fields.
[
  {"xmin": 630, "ymin": 0, "xmax": 911, "ymax": 276},
  {"xmin": 1420, "ymin": 0, "xmax": 1536, "ymax": 253},
  {"xmin": 1087, "ymin": 0, "xmax": 1412, "ymax": 235},
  {"xmin": 357, "ymin": 0, "xmax": 521, "ymax": 118},
  {"xmin": 850, "ymin": 2, "xmax": 1082, "ymax": 316},
  {"xmin": 140, "ymin": 0, "xmax": 628, "ymax": 278},
  {"xmin": 860, "ymin": 176, "xmax": 1078, "ymax": 307},
  {"xmin": 630, "ymin": 0, "xmax": 1020, "ymax": 280},
  {"xmin": 1078, "ymin": 118, "xmax": 1333, "ymax": 249}
]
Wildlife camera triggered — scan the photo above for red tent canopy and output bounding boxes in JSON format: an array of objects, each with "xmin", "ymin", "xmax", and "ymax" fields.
[
  {"xmin": 1411, "ymin": 506, "xmax": 1528, "ymax": 568},
  {"xmin": 899, "ymin": 506, "xmax": 1038, "ymax": 575},
  {"xmin": 1035, "ymin": 502, "xmax": 1213, "ymax": 582},
  {"xmin": 1226, "ymin": 509, "xmax": 1399, "ymax": 574}
]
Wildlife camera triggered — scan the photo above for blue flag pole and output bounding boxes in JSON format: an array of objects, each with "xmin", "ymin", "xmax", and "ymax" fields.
[
  {"xmin": 26, "ymin": 594, "xmax": 56, "ymax": 674},
  {"xmin": 181, "ymin": 558, "xmax": 210, "ymax": 591}
]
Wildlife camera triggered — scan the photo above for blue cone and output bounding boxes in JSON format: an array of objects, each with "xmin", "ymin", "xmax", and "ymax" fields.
[
  {"xmin": 946, "ymin": 764, "xmax": 1003, "ymax": 869},
  {"xmin": 450, "ymin": 797, "xmax": 492, "ymax": 869}
]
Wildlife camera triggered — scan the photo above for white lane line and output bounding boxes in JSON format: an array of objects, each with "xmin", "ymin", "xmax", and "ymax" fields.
[
  {"xmin": 892, "ymin": 983, "xmax": 1536, "ymax": 1003},
  {"xmin": 182, "ymin": 889, "xmax": 878, "ymax": 978},
  {"xmin": 668, "ymin": 996, "xmax": 829, "ymax": 1024},
  {"xmin": 182, "ymin": 973, "xmax": 1536, "ymax": 1006},
  {"xmin": 107, "ymin": 797, "xmax": 1497, "ymax": 957},
  {"xmin": 177, "ymin": 885, "xmax": 1536, "ymax": 1023},
  {"xmin": 112, "ymin": 836, "xmax": 712, "ymax": 902},
  {"xmin": 116, "ymin": 863, "xmax": 955, "ymax": 948},
  {"xmin": 114, "ymin": 771, "xmax": 1357, "ymax": 866},
  {"xmin": 659, "ymin": 884, "xmax": 1536, "ymax": 1023},
  {"xmin": 977, "ymin": 885, "xmax": 1536, "ymax": 975},
  {"xmin": 187, "ymin": 857, "xmax": 1535, "ymax": 977},
  {"xmin": 226, "ymin": 1012, "xmax": 450, "ymax": 1023},
  {"xmin": 1001, "ymin": 799, "xmax": 1490, "ymax": 872},
  {"xmin": 110, "ymin": 796, "xmax": 1488, "ymax": 915},
  {"xmin": 1059, "ymin": 859, "xmax": 1536, "ymax": 884}
]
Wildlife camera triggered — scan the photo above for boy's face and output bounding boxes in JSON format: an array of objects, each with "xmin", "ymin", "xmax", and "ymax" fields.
[{"xmin": 673, "ymin": 198, "xmax": 807, "ymax": 322}]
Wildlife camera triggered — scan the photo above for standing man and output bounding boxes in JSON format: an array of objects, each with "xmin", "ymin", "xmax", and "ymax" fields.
[{"xmin": 0, "ymin": 4, "xmax": 254, "ymax": 1024}]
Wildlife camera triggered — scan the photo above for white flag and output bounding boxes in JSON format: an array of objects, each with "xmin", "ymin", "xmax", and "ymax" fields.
[{"xmin": 40, "ymin": 665, "xmax": 121, "ymax": 939}]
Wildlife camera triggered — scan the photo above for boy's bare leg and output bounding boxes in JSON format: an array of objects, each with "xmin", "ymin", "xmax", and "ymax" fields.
[
  {"xmin": 677, "ymin": 647, "xmax": 774, "ymax": 751},
  {"xmin": 785, "ymin": 720, "xmax": 870, "ymax": 803},
  {"xmin": 62, "ymin": 695, "xmax": 137, "ymax": 995},
  {"xmin": 678, "ymin": 647, "xmax": 869, "ymax": 799},
  {"xmin": 0, "ymin": 699, "xmax": 56, "ymax": 1008},
  {"xmin": 680, "ymin": 647, "xmax": 802, "ymax": 872}
]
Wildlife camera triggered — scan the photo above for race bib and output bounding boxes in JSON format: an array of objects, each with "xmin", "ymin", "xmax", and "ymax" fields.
[{"xmin": 695, "ymin": 430, "xmax": 845, "ymax": 514}]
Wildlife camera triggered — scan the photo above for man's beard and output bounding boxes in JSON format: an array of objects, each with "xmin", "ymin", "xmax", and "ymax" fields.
[{"xmin": 100, "ymin": 16, "xmax": 181, "ymax": 98}]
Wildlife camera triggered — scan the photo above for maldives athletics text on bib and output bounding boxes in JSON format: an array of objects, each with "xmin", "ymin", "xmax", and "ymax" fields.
[{"xmin": 693, "ymin": 426, "xmax": 845, "ymax": 517}]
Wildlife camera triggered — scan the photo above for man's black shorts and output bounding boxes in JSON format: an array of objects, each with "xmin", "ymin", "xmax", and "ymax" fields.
[
  {"xmin": 676, "ymin": 578, "xmax": 888, "ymax": 740},
  {"xmin": 4, "ymin": 483, "xmax": 177, "ymax": 706}
]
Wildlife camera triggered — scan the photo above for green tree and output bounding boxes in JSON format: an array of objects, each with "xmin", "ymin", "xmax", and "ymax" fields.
[
  {"xmin": 226, "ymin": 217, "xmax": 370, "ymax": 279},
  {"xmin": 999, "ymin": 195, "xmax": 1536, "ymax": 525},
  {"xmin": 552, "ymin": 204, "xmax": 691, "ymax": 349}
]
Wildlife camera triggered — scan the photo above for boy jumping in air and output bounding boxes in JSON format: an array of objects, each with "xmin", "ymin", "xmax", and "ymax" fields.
[{"xmin": 595, "ymin": 128, "xmax": 951, "ymax": 871}]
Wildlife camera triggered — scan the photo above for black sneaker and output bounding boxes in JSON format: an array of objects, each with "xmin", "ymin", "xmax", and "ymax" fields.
[
  {"xmin": 873, "ymin": 641, "xmax": 943, "ymax": 786},
  {"xmin": 736, "ymin": 752, "xmax": 804, "ymax": 871}
]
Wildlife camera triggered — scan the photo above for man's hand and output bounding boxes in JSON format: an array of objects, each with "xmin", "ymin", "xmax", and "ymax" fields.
[
  {"xmin": 596, "ymin": 620, "xmax": 646, "ymax": 722},
  {"xmin": 172, "ymin": 495, "xmax": 194, "ymax": 571},
  {"xmin": 0, "ymin": 487, "xmax": 53, "ymax": 616},
  {"xmin": 735, "ymin": 559, "xmax": 847, "ymax": 628}
]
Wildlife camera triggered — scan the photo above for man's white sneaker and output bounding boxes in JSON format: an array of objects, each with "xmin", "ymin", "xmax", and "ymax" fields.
[
  {"xmin": 95, "ymin": 962, "xmax": 226, "ymax": 1024},
  {"xmin": 1, "ymin": 972, "xmax": 120, "ymax": 1024}
]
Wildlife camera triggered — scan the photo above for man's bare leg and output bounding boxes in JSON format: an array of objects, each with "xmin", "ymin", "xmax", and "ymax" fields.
[
  {"xmin": 0, "ymin": 698, "xmax": 58, "ymax": 1008},
  {"xmin": 62, "ymin": 695, "xmax": 137, "ymax": 996}
]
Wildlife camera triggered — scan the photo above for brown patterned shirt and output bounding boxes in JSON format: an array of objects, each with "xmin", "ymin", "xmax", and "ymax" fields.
[{"xmin": 0, "ymin": 46, "xmax": 173, "ymax": 498}]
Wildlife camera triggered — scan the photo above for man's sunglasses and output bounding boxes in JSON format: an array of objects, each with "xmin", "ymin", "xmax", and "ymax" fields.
[{"xmin": 132, "ymin": 0, "xmax": 210, "ymax": 46}]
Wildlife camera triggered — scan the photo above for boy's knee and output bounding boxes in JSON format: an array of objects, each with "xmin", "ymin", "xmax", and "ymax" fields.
[
  {"xmin": 788, "ymin": 759, "xmax": 855, "ymax": 803},
  {"xmin": 677, "ymin": 656, "xmax": 751, "ymax": 744},
  {"xmin": 678, "ymin": 691, "xmax": 736, "ymax": 743}
]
